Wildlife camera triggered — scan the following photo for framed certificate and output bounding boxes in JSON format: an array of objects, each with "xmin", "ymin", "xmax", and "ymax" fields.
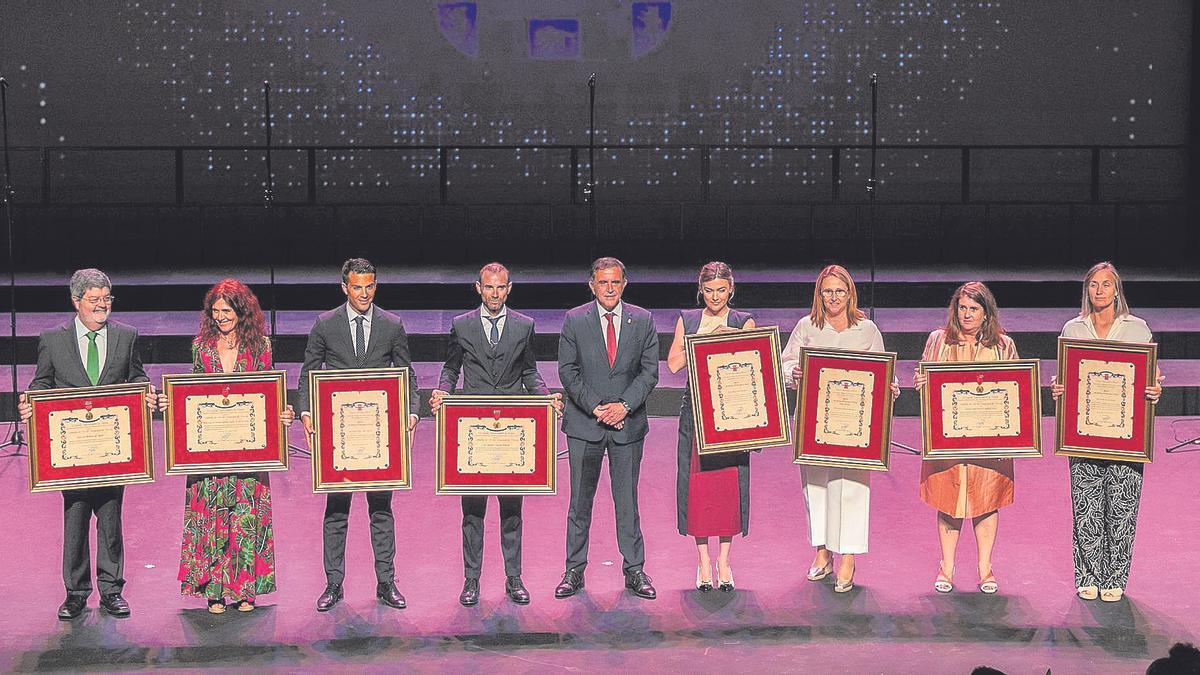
[
  {"xmin": 163, "ymin": 371, "xmax": 289, "ymax": 475},
  {"xmin": 794, "ymin": 347, "xmax": 896, "ymax": 471},
  {"xmin": 25, "ymin": 382, "xmax": 154, "ymax": 492},
  {"xmin": 1055, "ymin": 337, "xmax": 1157, "ymax": 462},
  {"xmin": 919, "ymin": 359, "xmax": 1042, "ymax": 460},
  {"xmin": 435, "ymin": 395, "xmax": 558, "ymax": 495},
  {"xmin": 310, "ymin": 368, "xmax": 412, "ymax": 493},
  {"xmin": 685, "ymin": 326, "xmax": 791, "ymax": 455}
]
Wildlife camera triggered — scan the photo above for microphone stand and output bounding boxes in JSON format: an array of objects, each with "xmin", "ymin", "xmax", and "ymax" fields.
[
  {"xmin": 262, "ymin": 82, "xmax": 307, "ymax": 459},
  {"xmin": 262, "ymin": 82, "xmax": 278, "ymax": 338},
  {"xmin": 0, "ymin": 77, "xmax": 26, "ymax": 456},
  {"xmin": 866, "ymin": 74, "xmax": 917, "ymax": 457},
  {"xmin": 867, "ymin": 73, "xmax": 877, "ymax": 321},
  {"xmin": 1165, "ymin": 418, "xmax": 1200, "ymax": 453},
  {"xmin": 585, "ymin": 73, "xmax": 597, "ymax": 260},
  {"xmin": 557, "ymin": 74, "xmax": 599, "ymax": 460}
]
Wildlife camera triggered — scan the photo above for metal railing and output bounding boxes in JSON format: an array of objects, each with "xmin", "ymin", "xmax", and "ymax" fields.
[{"xmin": 6, "ymin": 143, "xmax": 1188, "ymax": 207}]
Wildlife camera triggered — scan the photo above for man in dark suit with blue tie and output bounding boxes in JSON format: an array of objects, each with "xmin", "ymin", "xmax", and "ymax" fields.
[
  {"xmin": 297, "ymin": 258, "xmax": 420, "ymax": 612},
  {"xmin": 555, "ymin": 257, "xmax": 659, "ymax": 599},
  {"xmin": 430, "ymin": 262, "xmax": 563, "ymax": 606},
  {"xmin": 18, "ymin": 268, "xmax": 156, "ymax": 620}
]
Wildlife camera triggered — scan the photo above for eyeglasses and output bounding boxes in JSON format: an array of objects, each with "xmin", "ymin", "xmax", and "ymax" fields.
[
  {"xmin": 820, "ymin": 288, "xmax": 848, "ymax": 298},
  {"xmin": 78, "ymin": 295, "xmax": 115, "ymax": 305}
]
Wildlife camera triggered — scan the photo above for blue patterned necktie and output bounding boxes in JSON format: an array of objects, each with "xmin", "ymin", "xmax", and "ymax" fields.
[{"xmin": 486, "ymin": 315, "xmax": 502, "ymax": 347}]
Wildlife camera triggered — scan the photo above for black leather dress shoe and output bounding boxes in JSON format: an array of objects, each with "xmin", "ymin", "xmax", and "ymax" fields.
[
  {"xmin": 459, "ymin": 578, "xmax": 480, "ymax": 607},
  {"xmin": 376, "ymin": 581, "xmax": 406, "ymax": 609},
  {"xmin": 624, "ymin": 570, "xmax": 657, "ymax": 600},
  {"xmin": 554, "ymin": 569, "xmax": 584, "ymax": 598},
  {"xmin": 99, "ymin": 593, "xmax": 131, "ymax": 617},
  {"xmin": 505, "ymin": 576, "xmax": 530, "ymax": 605},
  {"xmin": 58, "ymin": 595, "xmax": 86, "ymax": 620},
  {"xmin": 316, "ymin": 583, "xmax": 343, "ymax": 612}
]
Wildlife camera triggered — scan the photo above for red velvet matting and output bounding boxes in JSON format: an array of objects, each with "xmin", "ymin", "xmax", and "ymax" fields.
[
  {"xmin": 439, "ymin": 404, "xmax": 552, "ymax": 488},
  {"xmin": 925, "ymin": 367, "xmax": 1037, "ymax": 450},
  {"xmin": 168, "ymin": 379, "xmax": 283, "ymax": 466},
  {"xmin": 798, "ymin": 354, "xmax": 891, "ymax": 462},
  {"xmin": 34, "ymin": 390, "xmax": 151, "ymax": 482},
  {"xmin": 1060, "ymin": 345, "xmax": 1151, "ymax": 454},
  {"xmin": 315, "ymin": 376, "xmax": 407, "ymax": 484},
  {"xmin": 690, "ymin": 333, "xmax": 785, "ymax": 445}
]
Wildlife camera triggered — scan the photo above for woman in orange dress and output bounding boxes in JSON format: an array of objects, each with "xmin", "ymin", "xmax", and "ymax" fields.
[{"xmin": 913, "ymin": 281, "xmax": 1017, "ymax": 595}]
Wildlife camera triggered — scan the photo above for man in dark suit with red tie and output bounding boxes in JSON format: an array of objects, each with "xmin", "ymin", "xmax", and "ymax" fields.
[
  {"xmin": 430, "ymin": 262, "xmax": 563, "ymax": 606},
  {"xmin": 554, "ymin": 257, "xmax": 660, "ymax": 599}
]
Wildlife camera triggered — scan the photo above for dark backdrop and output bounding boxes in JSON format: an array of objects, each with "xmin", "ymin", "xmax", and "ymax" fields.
[{"xmin": 0, "ymin": 1, "xmax": 1194, "ymax": 269}]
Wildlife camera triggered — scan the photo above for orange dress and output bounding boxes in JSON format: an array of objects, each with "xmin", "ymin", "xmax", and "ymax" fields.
[{"xmin": 918, "ymin": 330, "xmax": 1019, "ymax": 517}]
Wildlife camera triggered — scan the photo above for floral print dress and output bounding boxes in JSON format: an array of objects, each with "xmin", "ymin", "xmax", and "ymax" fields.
[{"xmin": 178, "ymin": 338, "xmax": 277, "ymax": 602}]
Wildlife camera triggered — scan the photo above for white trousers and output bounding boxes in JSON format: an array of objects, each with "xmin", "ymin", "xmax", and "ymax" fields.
[{"xmin": 802, "ymin": 465, "xmax": 871, "ymax": 554}]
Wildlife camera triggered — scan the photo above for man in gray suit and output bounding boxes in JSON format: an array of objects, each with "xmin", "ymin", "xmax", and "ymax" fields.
[
  {"xmin": 18, "ymin": 269, "xmax": 156, "ymax": 620},
  {"xmin": 297, "ymin": 258, "xmax": 420, "ymax": 612},
  {"xmin": 430, "ymin": 262, "xmax": 563, "ymax": 606},
  {"xmin": 555, "ymin": 257, "xmax": 659, "ymax": 599}
]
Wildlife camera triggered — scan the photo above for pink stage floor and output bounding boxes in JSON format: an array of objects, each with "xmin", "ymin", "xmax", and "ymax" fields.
[{"xmin": 1, "ymin": 417, "xmax": 1198, "ymax": 673}]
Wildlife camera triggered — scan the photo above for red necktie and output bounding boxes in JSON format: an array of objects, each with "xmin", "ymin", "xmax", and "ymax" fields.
[{"xmin": 605, "ymin": 312, "xmax": 617, "ymax": 367}]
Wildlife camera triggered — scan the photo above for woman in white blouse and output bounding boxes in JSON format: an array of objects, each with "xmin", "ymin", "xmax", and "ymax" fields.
[
  {"xmin": 1052, "ymin": 262, "xmax": 1162, "ymax": 602},
  {"xmin": 781, "ymin": 265, "xmax": 896, "ymax": 592}
]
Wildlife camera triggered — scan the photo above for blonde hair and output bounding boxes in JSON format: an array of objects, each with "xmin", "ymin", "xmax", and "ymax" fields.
[
  {"xmin": 1080, "ymin": 261, "xmax": 1130, "ymax": 318},
  {"xmin": 809, "ymin": 265, "xmax": 865, "ymax": 330}
]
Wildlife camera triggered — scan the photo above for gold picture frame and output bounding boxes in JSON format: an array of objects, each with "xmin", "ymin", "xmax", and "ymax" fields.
[
  {"xmin": 162, "ymin": 370, "xmax": 289, "ymax": 475},
  {"xmin": 435, "ymin": 395, "xmax": 558, "ymax": 495},
  {"xmin": 309, "ymin": 367, "xmax": 412, "ymax": 493}
]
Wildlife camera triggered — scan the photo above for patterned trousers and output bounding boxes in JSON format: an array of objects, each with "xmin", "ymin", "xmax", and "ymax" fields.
[{"xmin": 1069, "ymin": 457, "xmax": 1143, "ymax": 590}]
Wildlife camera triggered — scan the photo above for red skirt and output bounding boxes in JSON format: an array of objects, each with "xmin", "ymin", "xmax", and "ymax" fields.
[{"xmin": 685, "ymin": 440, "xmax": 742, "ymax": 537}]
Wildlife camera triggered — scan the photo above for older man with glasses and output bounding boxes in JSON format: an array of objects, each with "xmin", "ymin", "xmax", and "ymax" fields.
[{"xmin": 18, "ymin": 268, "xmax": 156, "ymax": 620}]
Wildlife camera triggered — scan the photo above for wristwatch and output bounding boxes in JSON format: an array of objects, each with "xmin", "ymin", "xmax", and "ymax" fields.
[{"xmin": 619, "ymin": 400, "xmax": 631, "ymax": 415}]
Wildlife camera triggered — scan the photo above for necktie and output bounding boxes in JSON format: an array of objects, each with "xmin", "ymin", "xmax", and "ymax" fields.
[
  {"xmin": 353, "ymin": 316, "xmax": 366, "ymax": 367},
  {"xmin": 486, "ymin": 315, "xmax": 502, "ymax": 347},
  {"xmin": 604, "ymin": 312, "xmax": 617, "ymax": 367},
  {"xmin": 85, "ymin": 331, "xmax": 100, "ymax": 385}
]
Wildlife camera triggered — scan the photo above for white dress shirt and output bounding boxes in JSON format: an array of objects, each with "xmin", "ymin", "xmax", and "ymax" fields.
[
  {"xmin": 1060, "ymin": 313, "xmax": 1153, "ymax": 344},
  {"xmin": 346, "ymin": 304, "xmax": 373, "ymax": 355},
  {"xmin": 74, "ymin": 317, "xmax": 108, "ymax": 376},
  {"xmin": 479, "ymin": 304, "xmax": 507, "ymax": 344},
  {"xmin": 596, "ymin": 301, "xmax": 624, "ymax": 354}
]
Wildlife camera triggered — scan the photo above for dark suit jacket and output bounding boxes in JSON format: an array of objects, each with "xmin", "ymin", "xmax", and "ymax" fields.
[
  {"xmin": 438, "ymin": 308, "xmax": 549, "ymax": 396},
  {"xmin": 557, "ymin": 301, "xmax": 659, "ymax": 444},
  {"xmin": 296, "ymin": 304, "xmax": 420, "ymax": 416},
  {"xmin": 28, "ymin": 319, "xmax": 148, "ymax": 391}
]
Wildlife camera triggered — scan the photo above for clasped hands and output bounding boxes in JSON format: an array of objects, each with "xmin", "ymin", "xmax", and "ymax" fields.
[{"xmin": 593, "ymin": 401, "xmax": 627, "ymax": 429}]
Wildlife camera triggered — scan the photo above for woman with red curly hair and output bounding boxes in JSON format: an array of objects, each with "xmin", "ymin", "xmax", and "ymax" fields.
[{"xmin": 173, "ymin": 279, "xmax": 294, "ymax": 614}]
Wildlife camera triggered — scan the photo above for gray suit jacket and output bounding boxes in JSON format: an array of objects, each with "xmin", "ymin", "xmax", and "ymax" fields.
[
  {"xmin": 28, "ymin": 319, "xmax": 148, "ymax": 391},
  {"xmin": 438, "ymin": 308, "xmax": 549, "ymax": 396},
  {"xmin": 296, "ymin": 304, "xmax": 420, "ymax": 416},
  {"xmin": 557, "ymin": 301, "xmax": 659, "ymax": 443}
]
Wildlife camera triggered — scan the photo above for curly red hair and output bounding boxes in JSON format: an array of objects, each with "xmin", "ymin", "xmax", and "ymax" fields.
[{"xmin": 197, "ymin": 279, "xmax": 269, "ymax": 358}]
